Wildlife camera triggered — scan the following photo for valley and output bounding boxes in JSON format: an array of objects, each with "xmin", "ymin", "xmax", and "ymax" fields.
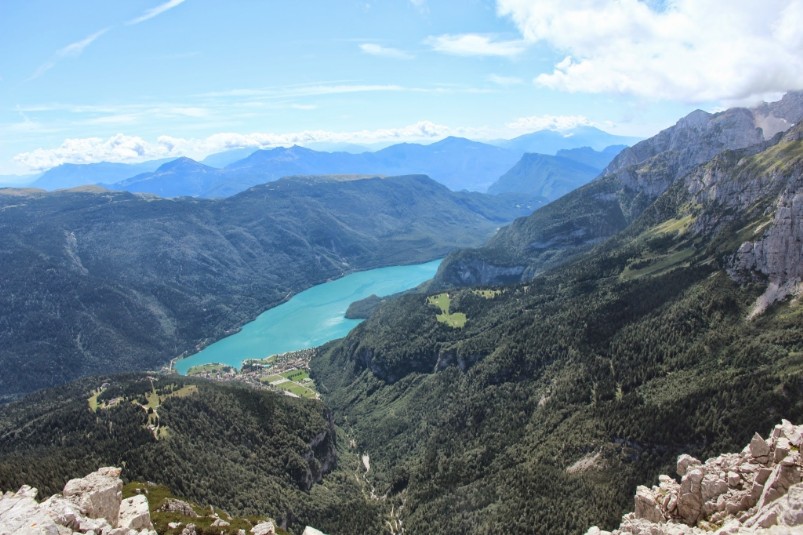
[{"xmin": 0, "ymin": 40, "xmax": 801, "ymax": 534}]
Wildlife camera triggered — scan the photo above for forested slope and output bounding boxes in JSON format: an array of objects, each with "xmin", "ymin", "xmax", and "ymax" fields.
[{"xmin": 310, "ymin": 116, "xmax": 803, "ymax": 534}]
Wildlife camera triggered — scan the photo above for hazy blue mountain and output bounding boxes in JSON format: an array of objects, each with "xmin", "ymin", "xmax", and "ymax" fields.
[
  {"xmin": 556, "ymin": 144, "xmax": 627, "ymax": 168},
  {"xmin": 122, "ymin": 138, "xmax": 522, "ymax": 197},
  {"xmin": 368, "ymin": 136, "xmax": 520, "ymax": 191},
  {"xmin": 33, "ymin": 159, "xmax": 174, "ymax": 190},
  {"xmin": 497, "ymin": 126, "xmax": 641, "ymax": 155},
  {"xmin": 487, "ymin": 153, "xmax": 600, "ymax": 200},
  {"xmin": 0, "ymin": 173, "xmax": 40, "ymax": 188},
  {"xmin": 112, "ymin": 157, "xmax": 221, "ymax": 197},
  {"xmin": 200, "ymin": 147, "xmax": 256, "ymax": 167}
]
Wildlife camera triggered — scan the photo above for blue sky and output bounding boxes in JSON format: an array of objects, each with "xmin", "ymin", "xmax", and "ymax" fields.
[{"xmin": 1, "ymin": 0, "xmax": 801, "ymax": 175}]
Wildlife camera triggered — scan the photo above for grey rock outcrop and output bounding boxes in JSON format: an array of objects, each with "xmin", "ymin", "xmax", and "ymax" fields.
[
  {"xmin": 585, "ymin": 421, "xmax": 803, "ymax": 535},
  {"xmin": 251, "ymin": 521, "xmax": 276, "ymax": 535},
  {"xmin": 0, "ymin": 467, "xmax": 155, "ymax": 535}
]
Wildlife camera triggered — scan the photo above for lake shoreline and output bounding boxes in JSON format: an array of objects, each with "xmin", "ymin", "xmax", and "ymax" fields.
[{"xmin": 173, "ymin": 259, "xmax": 441, "ymax": 375}]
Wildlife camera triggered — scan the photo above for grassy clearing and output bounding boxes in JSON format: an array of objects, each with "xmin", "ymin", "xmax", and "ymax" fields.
[
  {"xmin": 427, "ymin": 293, "xmax": 467, "ymax": 328},
  {"xmin": 88, "ymin": 389, "xmax": 100, "ymax": 412},
  {"xmin": 262, "ymin": 374, "xmax": 286, "ymax": 384},
  {"xmin": 275, "ymin": 381, "xmax": 317, "ymax": 398},
  {"xmin": 620, "ymin": 246, "xmax": 696, "ymax": 281},
  {"xmin": 648, "ymin": 214, "xmax": 695, "ymax": 237},
  {"xmin": 187, "ymin": 363, "xmax": 230, "ymax": 376},
  {"xmin": 282, "ymin": 369, "xmax": 309, "ymax": 381},
  {"xmin": 123, "ymin": 481, "xmax": 280, "ymax": 535}
]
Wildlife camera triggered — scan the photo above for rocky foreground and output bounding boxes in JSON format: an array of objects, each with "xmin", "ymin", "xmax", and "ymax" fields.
[
  {"xmin": 0, "ymin": 467, "xmax": 312, "ymax": 535},
  {"xmin": 0, "ymin": 467, "xmax": 155, "ymax": 535},
  {"xmin": 587, "ymin": 421, "xmax": 803, "ymax": 534}
]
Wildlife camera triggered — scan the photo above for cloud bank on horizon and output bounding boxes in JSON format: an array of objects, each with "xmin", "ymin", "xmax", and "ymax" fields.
[{"xmin": 3, "ymin": 0, "xmax": 803, "ymax": 173}]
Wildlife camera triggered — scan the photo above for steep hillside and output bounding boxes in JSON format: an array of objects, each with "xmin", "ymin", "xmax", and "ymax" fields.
[
  {"xmin": 0, "ymin": 374, "xmax": 382, "ymax": 534},
  {"xmin": 487, "ymin": 152, "xmax": 601, "ymax": 200},
  {"xmin": 435, "ymin": 91, "xmax": 803, "ymax": 287},
  {"xmin": 310, "ymin": 116, "xmax": 803, "ymax": 534},
  {"xmin": 0, "ymin": 174, "xmax": 531, "ymax": 400}
]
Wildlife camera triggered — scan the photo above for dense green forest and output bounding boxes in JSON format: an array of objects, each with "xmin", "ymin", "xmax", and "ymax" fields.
[
  {"xmin": 310, "ymin": 132, "xmax": 803, "ymax": 533},
  {"xmin": 0, "ymin": 174, "xmax": 535, "ymax": 400},
  {"xmin": 0, "ymin": 375, "xmax": 386, "ymax": 535}
]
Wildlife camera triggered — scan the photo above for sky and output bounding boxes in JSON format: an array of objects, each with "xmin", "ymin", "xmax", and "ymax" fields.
[{"xmin": 1, "ymin": 0, "xmax": 801, "ymax": 176}]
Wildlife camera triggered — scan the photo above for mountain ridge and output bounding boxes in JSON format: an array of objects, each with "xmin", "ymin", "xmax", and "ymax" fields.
[{"xmin": 0, "ymin": 174, "xmax": 534, "ymax": 400}]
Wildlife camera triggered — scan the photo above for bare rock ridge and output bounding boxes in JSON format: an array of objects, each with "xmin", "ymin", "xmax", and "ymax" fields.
[
  {"xmin": 0, "ymin": 467, "xmax": 155, "ymax": 535},
  {"xmin": 435, "ymin": 90, "xmax": 803, "ymax": 289},
  {"xmin": 586, "ymin": 421, "xmax": 803, "ymax": 535}
]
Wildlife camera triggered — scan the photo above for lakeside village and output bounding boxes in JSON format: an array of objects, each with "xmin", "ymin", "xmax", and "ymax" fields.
[{"xmin": 170, "ymin": 348, "xmax": 320, "ymax": 400}]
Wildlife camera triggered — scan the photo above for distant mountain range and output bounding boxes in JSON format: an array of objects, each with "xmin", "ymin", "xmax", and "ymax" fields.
[
  {"xmin": 21, "ymin": 127, "xmax": 640, "ymax": 197},
  {"xmin": 309, "ymin": 91, "xmax": 803, "ymax": 534},
  {"xmin": 32, "ymin": 160, "xmax": 173, "ymax": 191},
  {"xmin": 494, "ymin": 125, "xmax": 640, "ymax": 154},
  {"xmin": 0, "ymin": 174, "xmax": 536, "ymax": 400},
  {"xmin": 487, "ymin": 145, "xmax": 625, "ymax": 199}
]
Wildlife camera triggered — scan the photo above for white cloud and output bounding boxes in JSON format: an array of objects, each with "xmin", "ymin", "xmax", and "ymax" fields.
[
  {"xmin": 359, "ymin": 43, "xmax": 414, "ymax": 60},
  {"xmin": 409, "ymin": 0, "xmax": 428, "ymax": 14},
  {"xmin": 487, "ymin": 74, "xmax": 523, "ymax": 86},
  {"xmin": 29, "ymin": 28, "xmax": 110, "ymax": 80},
  {"xmin": 506, "ymin": 114, "xmax": 594, "ymax": 133},
  {"xmin": 198, "ymin": 83, "xmax": 406, "ymax": 99},
  {"xmin": 427, "ymin": 34, "xmax": 527, "ymax": 57},
  {"xmin": 127, "ymin": 0, "xmax": 187, "ymax": 25},
  {"xmin": 13, "ymin": 121, "xmax": 455, "ymax": 171},
  {"xmin": 496, "ymin": 0, "xmax": 803, "ymax": 103}
]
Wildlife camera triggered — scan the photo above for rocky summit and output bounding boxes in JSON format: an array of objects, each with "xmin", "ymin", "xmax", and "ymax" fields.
[
  {"xmin": 587, "ymin": 421, "xmax": 803, "ymax": 534},
  {"xmin": 0, "ymin": 467, "xmax": 154, "ymax": 535}
]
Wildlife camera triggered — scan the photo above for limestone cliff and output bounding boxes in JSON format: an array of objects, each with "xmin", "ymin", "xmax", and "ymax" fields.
[
  {"xmin": 0, "ymin": 467, "xmax": 155, "ymax": 535},
  {"xmin": 586, "ymin": 421, "xmax": 803, "ymax": 535},
  {"xmin": 434, "ymin": 91, "xmax": 803, "ymax": 289}
]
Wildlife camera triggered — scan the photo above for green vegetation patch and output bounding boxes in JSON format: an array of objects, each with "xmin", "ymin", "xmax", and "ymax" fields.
[
  {"xmin": 427, "ymin": 292, "xmax": 468, "ymax": 328},
  {"xmin": 275, "ymin": 381, "xmax": 317, "ymax": 399},
  {"xmin": 471, "ymin": 289, "xmax": 503, "ymax": 299},
  {"xmin": 262, "ymin": 375, "xmax": 286, "ymax": 384},
  {"xmin": 282, "ymin": 369, "xmax": 309, "ymax": 382},
  {"xmin": 123, "ymin": 481, "xmax": 283, "ymax": 535},
  {"xmin": 648, "ymin": 214, "xmax": 695, "ymax": 237},
  {"xmin": 620, "ymin": 246, "xmax": 696, "ymax": 281},
  {"xmin": 186, "ymin": 363, "xmax": 232, "ymax": 376},
  {"xmin": 87, "ymin": 389, "xmax": 101, "ymax": 412}
]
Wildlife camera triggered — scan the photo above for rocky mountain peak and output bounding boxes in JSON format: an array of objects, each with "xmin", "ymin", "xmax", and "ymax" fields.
[
  {"xmin": 587, "ymin": 421, "xmax": 803, "ymax": 535},
  {"xmin": 0, "ymin": 467, "xmax": 155, "ymax": 535}
]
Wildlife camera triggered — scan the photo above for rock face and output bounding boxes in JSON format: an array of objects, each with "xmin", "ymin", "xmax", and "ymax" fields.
[
  {"xmin": 0, "ymin": 467, "xmax": 155, "ymax": 535},
  {"xmin": 585, "ymin": 421, "xmax": 803, "ymax": 534},
  {"xmin": 434, "ymin": 91, "xmax": 803, "ymax": 289}
]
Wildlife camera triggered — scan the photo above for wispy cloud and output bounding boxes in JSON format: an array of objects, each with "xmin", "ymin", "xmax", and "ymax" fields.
[
  {"xmin": 359, "ymin": 43, "xmax": 414, "ymax": 60},
  {"xmin": 487, "ymin": 74, "xmax": 523, "ymax": 85},
  {"xmin": 198, "ymin": 83, "xmax": 407, "ymax": 99},
  {"xmin": 409, "ymin": 0, "xmax": 428, "ymax": 14},
  {"xmin": 127, "ymin": 0, "xmax": 187, "ymax": 25},
  {"xmin": 427, "ymin": 33, "xmax": 527, "ymax": 57},
  {"xmin": 28, "ymin": 28, "xmax": 110, "ymax": 80}
]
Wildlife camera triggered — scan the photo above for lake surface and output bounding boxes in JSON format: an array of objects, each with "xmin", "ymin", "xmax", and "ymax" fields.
[{"xmin": 174, "ymin": 259, "xmax": 441, "ymax": 374}]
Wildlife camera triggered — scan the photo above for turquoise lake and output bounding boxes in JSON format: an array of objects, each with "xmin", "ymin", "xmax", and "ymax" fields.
[{"xmin": 174, "ymin": 259, "xmax": 441, "ymax": 374}]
